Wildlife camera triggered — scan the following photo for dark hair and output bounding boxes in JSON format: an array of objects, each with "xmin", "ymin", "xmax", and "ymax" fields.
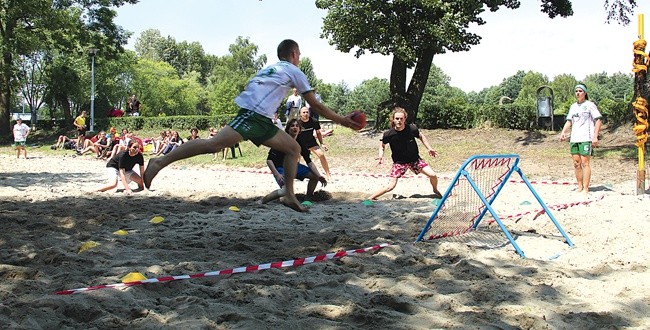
[
  {"xmin": 277, "ymin": 39, "xmax": 298, "ymax": 60},
  {"xmin": 285, "ymin": 118, "xmax": 301, "ymax": 134},
  {"xmin": 127, "ymin": 139, "xmax": 139, "ymax": 149},
  {"xmin": 190, "ymin": 127, "xmax": 198, "ymax": 133}
]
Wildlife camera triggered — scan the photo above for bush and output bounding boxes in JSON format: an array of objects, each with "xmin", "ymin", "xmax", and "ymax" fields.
[
  {"xmin": 96, "ymin": 115, "xmax": 236, "ymax": 131},
  {"xmin": 476, "ymin": 104, "xmax": 537, "ymax": 130}
]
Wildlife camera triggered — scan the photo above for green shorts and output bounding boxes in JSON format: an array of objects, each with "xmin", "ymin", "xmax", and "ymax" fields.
[
  {"xmin": 13, "ymin": 141, "xmax": 26, "ymax": 147},
  {"xmin": 570, "ymin": 142, "xmax": 592, "ymax": 156},
  {"xmin": 229, "ymin": 109, "xmax": 279, "ymax": 146}
]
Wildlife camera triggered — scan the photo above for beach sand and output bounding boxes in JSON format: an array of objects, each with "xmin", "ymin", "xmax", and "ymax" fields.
[{"xmin": 1, "ymin": 148, "xmax": 649, "ymax": 329}]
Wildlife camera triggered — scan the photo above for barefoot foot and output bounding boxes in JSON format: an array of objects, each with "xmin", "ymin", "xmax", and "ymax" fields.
[{"xmin": 282, "ymin": 196, "xmax": 308, "ymax": 212}]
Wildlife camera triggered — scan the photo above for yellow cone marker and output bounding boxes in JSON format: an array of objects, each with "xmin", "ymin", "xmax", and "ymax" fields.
[
  {"xmin": 149, "ymin": 216, "xmax": 164, "ymax": 224},
  {"xmin": 121, "ymin": 272, "xmax": 147, "ymax": 283},
  {"xmin": 78, "ymin": 241, "xmax": 100, "ymax": 254},
  {"xmin": 229, "ymin": 206, "xmax": 240, "ymax": 212},
  {"xmin": 113, "ymin": 229, "xmax": 128, "ymax": 236}
]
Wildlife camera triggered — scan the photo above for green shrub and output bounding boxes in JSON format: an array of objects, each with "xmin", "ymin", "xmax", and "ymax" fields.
[{"xmin": 96, "ymin": 115, "xmax": 236, "ymax": 131}]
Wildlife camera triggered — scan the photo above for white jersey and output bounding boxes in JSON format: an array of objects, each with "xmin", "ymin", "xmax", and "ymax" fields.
[
  {"xmin": 287, "ymin": 94, "xmax": 302, "ymax": 109},
  {"xmin": 566, "ymin": 100, "xmax": 602, "ymax": 143},
  {"xmin": 13, "ymin": 123, "xmax": 30, "ymax": 142},
  {"xmin": 235, "ymin": 61, "xmax": 312, "ymax": 119}
]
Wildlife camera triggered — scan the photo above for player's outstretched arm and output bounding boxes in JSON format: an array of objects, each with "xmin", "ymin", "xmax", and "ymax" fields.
[
  {"xmin": 417, "ymin": 133, "xmax": 438, "ymax": 157},
  {"xmin": 303, "ymin": 91, "xmax": 361, "ymax": 130}
]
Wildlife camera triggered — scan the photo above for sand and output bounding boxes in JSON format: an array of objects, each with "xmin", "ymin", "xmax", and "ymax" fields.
[{"xmin": 1, "ymin": 150, "xmax": 649, "ymax": 329}]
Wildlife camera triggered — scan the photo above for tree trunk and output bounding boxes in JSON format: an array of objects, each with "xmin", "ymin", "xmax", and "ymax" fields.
[
  {"xmin": 405, "ymin": 48, "xmax": 435, "ymax": 123},
  {"xmin": 59, "ymin": 96, "xmax": 72, "ymax": 127},
  {"xmin": 386, "ymin": 48, "xmax": 435, "ymax": 125},
  {"xmin": 1, "ymin": 52, "xmax": 12, "ymax": 137}
]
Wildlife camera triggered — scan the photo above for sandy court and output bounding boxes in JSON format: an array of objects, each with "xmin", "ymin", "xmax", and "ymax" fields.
[{"xmin": 1, "ymin": 151, "xmax": 649, "ymax": 329}]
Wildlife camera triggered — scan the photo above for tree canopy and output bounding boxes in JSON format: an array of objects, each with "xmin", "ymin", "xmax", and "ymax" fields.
[
  {"xmin": 0, "ymin": 0, "xmax": 138, "ymax": 136},
  {"xmin": 315, "ymin": 0, "xmax": 627, "ymax": 124}
]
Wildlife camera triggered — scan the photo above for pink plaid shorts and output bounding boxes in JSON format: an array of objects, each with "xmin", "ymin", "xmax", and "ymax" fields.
[{"xmin": 389, "ymin": 159, "xmax": 429, "ymax": 178}]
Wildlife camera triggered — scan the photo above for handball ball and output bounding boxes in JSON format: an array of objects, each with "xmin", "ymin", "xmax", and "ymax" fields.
[{"xmin": 350, "ymin": 110, "xmax": 367, "ymax": 130}]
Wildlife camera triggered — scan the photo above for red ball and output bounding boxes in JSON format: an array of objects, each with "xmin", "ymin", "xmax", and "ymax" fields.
[{"xmin": 350, "ymin": 110, "xmax": 367, "ymax": 130}]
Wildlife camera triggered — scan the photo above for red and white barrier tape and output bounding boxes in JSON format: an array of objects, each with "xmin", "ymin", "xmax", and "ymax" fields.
[
  {"xmin": 174, "ymin": 165, "xmax": 577, "ymax": 185},
  {"xmin": 500, "ymin": 194, "xmax": 604, "ymax": 222},
  {"xmin": 55, "ymin": 243, "xmax": 391, "ymax": 295}
]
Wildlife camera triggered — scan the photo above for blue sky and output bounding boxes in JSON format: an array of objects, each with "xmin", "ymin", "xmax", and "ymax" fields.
[{"xmin": 114, "ymin": 0, "xmax": 650, "ymax": 93}]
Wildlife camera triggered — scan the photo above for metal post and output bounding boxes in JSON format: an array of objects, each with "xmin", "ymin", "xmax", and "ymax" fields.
[{"xmin": 88, "ymin": 48, "xmax": 98, "ymax": 132}]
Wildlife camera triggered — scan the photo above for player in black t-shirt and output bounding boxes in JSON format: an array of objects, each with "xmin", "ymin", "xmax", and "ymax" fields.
[
  {"xmin": 297, "ymin": 107, "xmax": 331, "ymax": 179},
  {"xmin": 369, "ymin": 107, "xmax": 443, "ymax": 200}
]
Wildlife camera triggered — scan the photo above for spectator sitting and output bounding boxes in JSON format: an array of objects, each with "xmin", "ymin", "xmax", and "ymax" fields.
[
  {"xmin": 106, "ymin": 127, "xmax": 117, "ymax": 140},
  {"xmin": 187, "ymin": 127, "xmax": 200, "ymax": 141},
  {"xmin": 153, "ymin": 130, "xmax": 172, "ymax": 156},
  {"xmin": 107, "ymin": 105, "xmax": 124, "ymax": 117},
  {"xmin": 78, "ymin": 131, "xmax": 110, "ymax": 158},
  {"xmin": 159, "ymin": 130, "xmax": 183, "ymax": 155},
  {"xmin": 53, "ymin": 135, "xmax": 76, "ymax": 150},
  {"xmin": 151, "ymin": 130, "xmax": 169, "ymax": 155},
  {"xmin": 108, "ymin": 131, "xmax": 133, "ymax": 160}
]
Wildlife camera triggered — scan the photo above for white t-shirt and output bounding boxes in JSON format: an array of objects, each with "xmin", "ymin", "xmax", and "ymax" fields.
[
  {"xmin": 287, "ymin": 94, "xmax": 302, "ymax": 109},
  {"xmin": 566, "ymin": 100, "xmax": 602, "ymax": 143},
  {"xmin": 235, "ymin": 61, "xmax": 312, "ymax": 119},
  {"xmin": 13, "ymin": 123, "xmax": 30, "ymax": 142}
]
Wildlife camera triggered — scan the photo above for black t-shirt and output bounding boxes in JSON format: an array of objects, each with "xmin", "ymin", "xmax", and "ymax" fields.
[
  {"xmin": 296, "ymin": 118, "xmax": 321, "ymax": 149},
  {"xmin": 267, "ymin": 144, "xmax": 312, "ymax": 168},
  {"xmin": 382, "ymin": 124, "xmax": 422, "ymax": 164},
  {"xmin": 106, "ymin": 150, "xmax": 144, "ymax": 171}
]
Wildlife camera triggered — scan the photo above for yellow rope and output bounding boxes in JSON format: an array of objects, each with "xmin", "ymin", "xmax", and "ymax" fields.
[
  {"xmin": 632, "ymin": 40, "xmax": 649, "ymax": 147},
  {"xmin": 633, "ymin": 97, "xmax": 649, "ymax": 147}
]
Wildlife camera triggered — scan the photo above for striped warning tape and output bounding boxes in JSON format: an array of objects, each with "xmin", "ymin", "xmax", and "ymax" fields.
[
  {"xmin": 500, "ymin": 194, "xmax": 604, "ymax": 222},
  {"xmin": 55, "ymin": 243, "xmax": 391, "ymax": 295},
  {"xmin": 172, "ymin": 165, "xmax": 577, "ymax": 185}
]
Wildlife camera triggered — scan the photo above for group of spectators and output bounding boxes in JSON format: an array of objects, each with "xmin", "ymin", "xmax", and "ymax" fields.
[{"xmin": 106, "ymin": 94, "xmax": 141, "ymax": 117}]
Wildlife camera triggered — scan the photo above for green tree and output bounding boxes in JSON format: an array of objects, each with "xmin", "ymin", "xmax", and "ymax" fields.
[
  {"xmin": 0, "ymin": 0, "xmax": 137, "ymax": 136},
  {"xmin": 298, "ymin": 57, "xmax": 322, "ymax": 87},
  {"xmin": 348, "ymin": 78, "xmax": 390, "ymax": 125},
  {"xmin": 131, "ymin": 59, "xmax": 200, "ymax": 116},
  {"xmin": 206, "ymin": 37, "xmax": 267, "ymax": 115},
  {"xmin": 419, "ymin": 64, "xmax": 471, "ymax": 128},
  {"xmin": 549, "ymin": 73, "xmax": 578, "ymax": 114},
  {"xmin": 315, "ymin": 0, "xmax": 574, "ymax": 125},
  {"xmin": 500, "ymin": 70, "xmax": 527, "ymax": 101},
  {"xmin": 322, "ymin": 81, "xmax": 350, "ymax": 114},
  {"xmin": 16, "ymin": 52, "xmax": 48, "ymax": 122},
  {"xmin": 134, "ymin": 29, "xmax": 165, "ymax": 61},
  {"xmin": 515, "ymin": 71, "xmax": 549, "ymax": 105},
  {"xmin": 94, "ymin": 50, "xmax": 138, "ymax": 113}
]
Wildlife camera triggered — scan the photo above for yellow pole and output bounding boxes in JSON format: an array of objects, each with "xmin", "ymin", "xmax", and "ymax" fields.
[
  {"xmin": 640, "ymin": 14, "xmax": 645, "ymax": 39},
  {"xmin": 637, "ymin": 14, "xmax": 647, "ymax": 194}
]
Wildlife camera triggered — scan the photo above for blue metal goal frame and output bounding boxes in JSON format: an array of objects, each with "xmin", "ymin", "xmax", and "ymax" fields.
[{"xmin": 415, "ymin": 154, "xmax": 574, "ymax": 258}]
